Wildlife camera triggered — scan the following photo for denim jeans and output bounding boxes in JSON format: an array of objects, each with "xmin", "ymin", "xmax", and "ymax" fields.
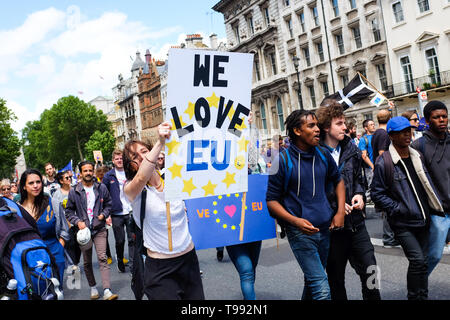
[
  {"xmin": 392, "ymin": 225, "xmax": 429, "ymax": 300},
  {"xmin": 111, "ymin": 213, "xmax": 134, "ymax": 265},
  {"xmin": 428, "ymin": 213, "xmax": 450, "ymax": 275},
  {"xmin": 286, "ymin": 226, "xmax": 331, "ymax": 300},
  {"xmin": 226, "ymin": 241, "xmax": 262, "ymax": 300}
]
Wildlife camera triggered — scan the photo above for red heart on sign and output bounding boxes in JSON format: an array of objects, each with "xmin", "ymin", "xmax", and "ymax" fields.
[{"xmin": 224, "ymin": 205, "xmax": 236, "ymax": 218}]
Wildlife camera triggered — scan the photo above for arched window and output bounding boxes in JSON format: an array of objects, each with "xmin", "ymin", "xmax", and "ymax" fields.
[{"xmin": 276, "ymin": 98, "xmax": 284, "ymax": 131}]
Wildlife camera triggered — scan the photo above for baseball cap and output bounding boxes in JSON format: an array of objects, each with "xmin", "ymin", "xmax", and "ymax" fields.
[{"xmin": 387, "ymin": 116, "xmax": 414, "ymax": 134}]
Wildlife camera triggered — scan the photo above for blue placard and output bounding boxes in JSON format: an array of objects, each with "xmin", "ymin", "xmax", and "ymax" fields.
[{"xmin": 185, "ymin": 174, "xmax": 276, "ymax": 250}]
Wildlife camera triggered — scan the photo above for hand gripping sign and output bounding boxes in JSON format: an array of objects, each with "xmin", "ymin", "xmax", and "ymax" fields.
[{"xmin": 164, "ymin": 48, "xmax": 253, "ymax": 250}]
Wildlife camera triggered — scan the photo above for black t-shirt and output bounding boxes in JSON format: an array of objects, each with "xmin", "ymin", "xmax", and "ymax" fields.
[
  {"xmin": 399, "ymin": 157, "xmax": 431, "ymax": 218},
  {"xmin": 372, "ymin": 128, "xmax": 390, "ymax": 163}
]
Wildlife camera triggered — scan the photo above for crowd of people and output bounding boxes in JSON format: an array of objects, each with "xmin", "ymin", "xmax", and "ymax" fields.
[{"xmin": 0, "ymin": 99, "xmax": 449, "ymax": 301}]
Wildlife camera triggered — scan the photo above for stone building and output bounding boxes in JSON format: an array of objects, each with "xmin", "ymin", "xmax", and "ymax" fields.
[{"xmin": 213, "ymin": 0, "xmax": 394, "ymax": 139}]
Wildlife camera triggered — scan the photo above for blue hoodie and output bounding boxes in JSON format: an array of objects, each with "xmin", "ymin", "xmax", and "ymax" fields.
[{"xmin": 266, "ymin": 143, "xmax": 342, "ymax": 231}]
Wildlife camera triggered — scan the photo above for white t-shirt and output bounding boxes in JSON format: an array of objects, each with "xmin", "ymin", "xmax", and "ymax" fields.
[
  {"xmin": 115, "ymin": 169, "xmax": 132, "ymax": 215},
  {"xmin": 84, "ymin": 185, "xmax": 95, "ymax": 223},
  {"xmin": 128, "ymin": 185, "xmax": 192, "ymax": 256}
]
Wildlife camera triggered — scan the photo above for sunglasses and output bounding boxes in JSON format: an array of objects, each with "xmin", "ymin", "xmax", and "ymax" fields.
[
  {"xmin": 1, "ymin": 187, "xmax": 11, "ymax": 191},
  {"xmin": 158, "ymin": 157, "xmax": 164, "ymax": 160},
  {"xmin": 64, "ymin": 176, "xmax": 72, "ymax": 180},
  {"xmin": 410, "ymin": 118, "xmax": 419, "ymax": 121}
]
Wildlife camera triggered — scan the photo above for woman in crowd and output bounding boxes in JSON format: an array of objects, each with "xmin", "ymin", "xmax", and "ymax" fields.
[
  {"xmin": 401, "ymin": 110, "xmax": 422, "ymax": 141},
  {"xmin": 19, "ymin": 169, "xmax": 70, "ymax": 283},
  {"xmin": 123, "ymin": 122, "xmax": 204, "ymax": 300}
]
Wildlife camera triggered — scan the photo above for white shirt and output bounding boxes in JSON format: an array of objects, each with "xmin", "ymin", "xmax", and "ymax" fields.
[
  {"xmin": 115, "ymin": 169, "xmax": 132, "ymax": 215},
  {"xmin": 128, "ymin": 185, "xmax": 192, "ymax": 256},
  {"xmin": 330, "ymin": 145, "xmax": 341, "ymax": 166},
  {"xmin": 83, "ymin": 185, "xmax": 95, "ymax": 223}
]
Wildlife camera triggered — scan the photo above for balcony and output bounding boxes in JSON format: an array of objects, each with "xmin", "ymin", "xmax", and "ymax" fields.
[{"xmin": 386, "ymin": 70, "xmax": 450, "ymax": 98}]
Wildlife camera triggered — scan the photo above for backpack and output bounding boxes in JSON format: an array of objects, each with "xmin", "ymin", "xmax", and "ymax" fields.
[
  {"xmin": 0, "ymin": 197, "xmax": 63, "ymax": 300},
  {"xmin": 130, "ymin": 188, "xmax": 148, "ymax": 300},
  {"xmin": 273, "ymin": 146, "xmax": 330, "ymax": 238}
]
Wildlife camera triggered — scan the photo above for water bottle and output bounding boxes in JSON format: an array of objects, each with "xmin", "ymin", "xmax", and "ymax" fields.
[{"xmin": 1, "ymin": 279, "xmax": 18, "ymax": 300}]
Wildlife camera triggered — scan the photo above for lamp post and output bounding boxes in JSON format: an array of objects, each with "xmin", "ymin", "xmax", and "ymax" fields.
[{"xmin": 292, "ymin": 56, "xmax": 303, "ymax": 110}]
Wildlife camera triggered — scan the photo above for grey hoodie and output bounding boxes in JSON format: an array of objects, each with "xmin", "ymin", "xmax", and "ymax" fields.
[{"xmin": 412, "ymin": 130, "xmax": 450, "ymax": 212}]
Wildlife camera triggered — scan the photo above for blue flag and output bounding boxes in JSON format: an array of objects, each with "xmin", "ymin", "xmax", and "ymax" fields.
[{"xmin": 59, "ymin": 160, "xmax": 72, "ymax": 173}]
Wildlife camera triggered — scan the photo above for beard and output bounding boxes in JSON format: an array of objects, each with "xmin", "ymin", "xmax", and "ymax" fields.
[{"xmin": 82, "ymin": 175, "xmax": 94, "ymax": 183}]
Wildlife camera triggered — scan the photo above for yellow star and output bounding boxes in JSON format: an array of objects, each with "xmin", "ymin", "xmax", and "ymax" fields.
[
  {"xmin": 184, "ymin": 101, "xmax": 195, "ymax": 119},
  {"xmin": 206, "ymin": 92, "xmax": 220, "ymax": 108},
  {"xmin": 182, "ymin": 177, "xmax": 197, "ymax": 196},
  {"xmin": 166, "ymin": 139, "xmax": 181, "ymax": 155},
  {"xmin": 168, "ymin": 162, "xmax": 183, "ymax": 179},
  {"xmin": 222, "ymin": 172, "xmax": 236, "ymax": 188},
  {"xmin": 202, "ymin": 180, "xmax": 217, "ymax": 196},
  {"xmin": 170, "ymin": 115, "xmax": 188, "ymax": 130},
  {"xmin": 237, "ymin": 137, "xmax": 250, "ymax": 152},
  {"xmin": 235, "ymin": 119, "xmax": 247, "ymax": 130}
]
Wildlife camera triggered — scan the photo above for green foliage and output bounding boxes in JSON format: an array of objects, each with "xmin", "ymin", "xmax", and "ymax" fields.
[
  {"xmin": 84, "ymin": 130, "xmax": 116, "ymax": 163},
  {"xmin": 21, "ymin": 95, "xmax": 115, "ymax": 171},
  {"xmin": 0, "ymin": 98, "xmax": 21, "ymax": 178}
]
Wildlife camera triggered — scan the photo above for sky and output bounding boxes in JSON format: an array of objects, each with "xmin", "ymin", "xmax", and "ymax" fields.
[{"xmin": 0, "ymin": 0, "xmax": 227, "ymax": 134}]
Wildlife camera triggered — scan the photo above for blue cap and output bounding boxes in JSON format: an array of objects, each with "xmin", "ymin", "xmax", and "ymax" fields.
[{"xmin": 387, "ymin": 116, "xmax": 414, "ymax": 134}]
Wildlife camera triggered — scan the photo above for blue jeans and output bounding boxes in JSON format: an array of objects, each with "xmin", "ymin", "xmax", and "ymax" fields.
[
  {"xmin": 286, "ymin": 226, "xmax": 331, "ymax": 300},
  {"xmin": 428, "ymin": 213, "xmax": 450, "ymax": 275},
  {"xmin": 226, "ymin": 241, "xmax": 262, "ymax": 300}
]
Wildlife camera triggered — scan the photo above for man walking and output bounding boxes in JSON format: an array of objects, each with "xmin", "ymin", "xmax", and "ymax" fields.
[
  {"xmin": 65, "ymin": 161, "xmax": 118, "ymax": 300},
  {"xmin": 372, "ymin": 109, "xmax": 398, "ymax": 248},
  {"xmin": 317, "ymin": 99, "xmax": 380, "ymax": 300},
  {"xmin": 411, "ymin": 101, "xmax": 449, "ymax": 275},
  {"xmin": 371, "ymin": 117, "xmax": 443, "ymax": 300},
  {"xmin": 44, "ymin": 162, "xmax": 60, "ymax": 196},
  {"xmin": 358, "ymin": 120, "xmax": 375, "ymax": 201},
  {"xmin": 102, "ymin": 150, "xmax": 134, "ymax": 273},
  {"xmin": 266, "ymin": 110, "xmax": 346, "ymax": 300}
]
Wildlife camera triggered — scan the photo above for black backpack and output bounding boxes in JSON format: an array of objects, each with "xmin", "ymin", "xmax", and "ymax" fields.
[{"xmin": 130, "ymin": 188, "xmax": 148, "ymax": 300}]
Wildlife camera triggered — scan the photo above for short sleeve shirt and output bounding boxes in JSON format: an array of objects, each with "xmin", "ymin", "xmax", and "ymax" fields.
[{"xmin": 358, "ymin": 134, "xmax": 374, "ymax": 164}]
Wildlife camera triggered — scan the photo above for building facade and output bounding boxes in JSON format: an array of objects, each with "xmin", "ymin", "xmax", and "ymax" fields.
[
  {"xmin": 213, "ymin": 0, "xmax": 395, "ymax": 139},
  {"xmin": 112, "ymin": 51, "xmax": 145, "ymax": 149},
  {"xmin": 380, "ymin": 0, "xmax": 450, "ymax": 116}
]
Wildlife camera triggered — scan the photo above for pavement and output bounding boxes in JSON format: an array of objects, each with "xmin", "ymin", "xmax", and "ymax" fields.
[{"xmin": 63, "ymin": 206, "xmax": 450, "ymax": 300}]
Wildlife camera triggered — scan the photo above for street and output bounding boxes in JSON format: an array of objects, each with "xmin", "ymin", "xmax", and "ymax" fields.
[{"xmin": 63, "ymin": 206, "xmax": 450, "ymax": 300}]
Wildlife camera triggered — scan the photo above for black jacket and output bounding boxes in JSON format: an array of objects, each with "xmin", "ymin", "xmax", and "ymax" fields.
[
  {"xmin": 322, "ymin": 135, "xmax": 366, "ymax": 231},
  {"xmin": 370, "ymin": 144, "xmax": 444, "ymax": 229}
]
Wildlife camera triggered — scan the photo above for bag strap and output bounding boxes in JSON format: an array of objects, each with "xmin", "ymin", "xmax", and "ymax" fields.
[
  {"xmin": 139, "ymin": 188, "xmax": 147, "ymax": 231},
  {"xmin": 280, "ymin": 149, "xmax": 292, "ymax": 195},
  {"xmin": 381, "ymin": 151, "xmax": 394, "ymax": 189},
  {"xmin": 315, "ymin": 146, "xmax": 328, "ymax": 173}
]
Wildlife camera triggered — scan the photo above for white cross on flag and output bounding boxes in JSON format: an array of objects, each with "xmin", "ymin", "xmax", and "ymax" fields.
[{"xmin": 326, "ymin": 73, "xmax": 376, "ymax": 110}]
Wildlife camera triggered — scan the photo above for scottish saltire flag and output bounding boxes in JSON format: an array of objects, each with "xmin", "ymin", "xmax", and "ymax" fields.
[
  {"xmin": 59, "ymin": 160, "xmax": 72, "ymax": 173},
  {"xmin": 326, "ymin": 73, "xmax": 376, "ymax": 110},
  {"xmin": 184, "ymin": 174, "xmax": 276, "ymax": 250}
]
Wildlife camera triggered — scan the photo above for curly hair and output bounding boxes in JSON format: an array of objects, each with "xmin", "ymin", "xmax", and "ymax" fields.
[
  {"xmin": 284, "ymin": 110, "xmax": 317, "ymax": 142},
  {"xmin": 316, "ymin": 100, "xmax": 345, "ymax": 133}
]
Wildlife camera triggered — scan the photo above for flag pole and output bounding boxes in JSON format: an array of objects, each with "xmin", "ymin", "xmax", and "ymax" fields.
[
  {"xmin": 166, "ymin": 202, "xmax": 173, "ymax": 251},
  {"xmin": 239, "ymin": 192, "xmax": 247, "ymax": 241},
  {"xmin": 357, "ymin": 72, "xmax": 396, "ymax": 115}
]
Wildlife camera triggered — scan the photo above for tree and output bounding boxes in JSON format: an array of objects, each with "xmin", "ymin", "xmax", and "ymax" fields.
[
  {"xmin": 22, "ymin": 95, "xmax": 114, "ymax": 170},
  {"xmin": 84, "ymin": 130, "xmax": 116, "ymax": 164},
  {"xmin": 0, "ymin": 98, "xmax": 21, "ymax": 178}
]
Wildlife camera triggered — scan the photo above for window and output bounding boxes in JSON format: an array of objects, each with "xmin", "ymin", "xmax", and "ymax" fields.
[
  {"xmin": 247, "ymin": 16, "xmax": 255, "ymax": 36},
  {"xmin": 331, "ymin": 0, "xmax": 340, "ymax": 17},
  {"xmin": 372, "ymin": 19, "xmax": 381, "ymax": 42},
  {"xmin": 312, "ymin": 6, "xmax": 320, "ymax": 27},
  {"xmin": 418, "ymin": 0, "xmax": 430, "ymax": 13},
  {"xmin": 234, "ymin": 25, "xmax": 241, "ymax": 44},
  {"xmin": 284, "ymin": 0, "xmax": 290, "ymax": 6},
  {"xmin": 264, "ymin": 7, "xmax": 271, "ymax": 27},
  {"xmin": 400, "ymin": 56, "xmax": 414, "ymax": 93},
  {"xmin": 392, "ymin": 1, "xmax": 404, "ymax": 23},
  {"xmin": 286, "ymin": 18, "xmax": 293, "ymax": 38},
  {"xmin": 349, "ymin": 0, "xmax": 357, "ymax": 9},
  {"xmin": 277, "ymin": 98, "xmax": 285, "ymax": 131},
  {"xmin": 341, "ymin": 74, "xmax": 349, "ymax": 87},
  {"xmin": 309, "ymin": 86, "xmax": 317, "ymax": 109},
  {"xmin": 376, "ymin": 64, "xmax": 388, "ymax": 91},
  {"xmin": 425, "ymin": 48, "xmax": 441, "ymax": 84},
  {"xmin": 298, "ymin": 12, "xmax": 306, "ymax": 33},
  {"xmin": 260, "ymin": 103, "xmax": 267, "ymax": 130},
  {"xmin": 269, "ymin": 52, "xmax": 277, "ymax": 75},
  {"xmin": 321, "ymin": 81, "xmax": 329, "ymax": 97},
  {"xmin": 303, "ymin": 47, "xmax": 311, "ymax": 67},
  {"xmin": 352, "ymin": 26, "xmax": 362, "ymax": 49},
  {"xmin": 359, "ymin": 68, "xmax": 367, "ymax": 79},
  {"xmin": 336, "ymin": 34, "xmax": 345, "ymax": 55},
  {"xmin": 316, "ymin": 41, "xmax": 324, "ymax": 62}
]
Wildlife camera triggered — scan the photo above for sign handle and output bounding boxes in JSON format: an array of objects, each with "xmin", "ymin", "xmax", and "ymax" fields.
[
  {"xmin": 166, "ymin": 202, "xmax": 173, "ymax": 251},
  {"xmin": 239, "ymin": 192, "xmax": 247, "ymax": 241}
]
